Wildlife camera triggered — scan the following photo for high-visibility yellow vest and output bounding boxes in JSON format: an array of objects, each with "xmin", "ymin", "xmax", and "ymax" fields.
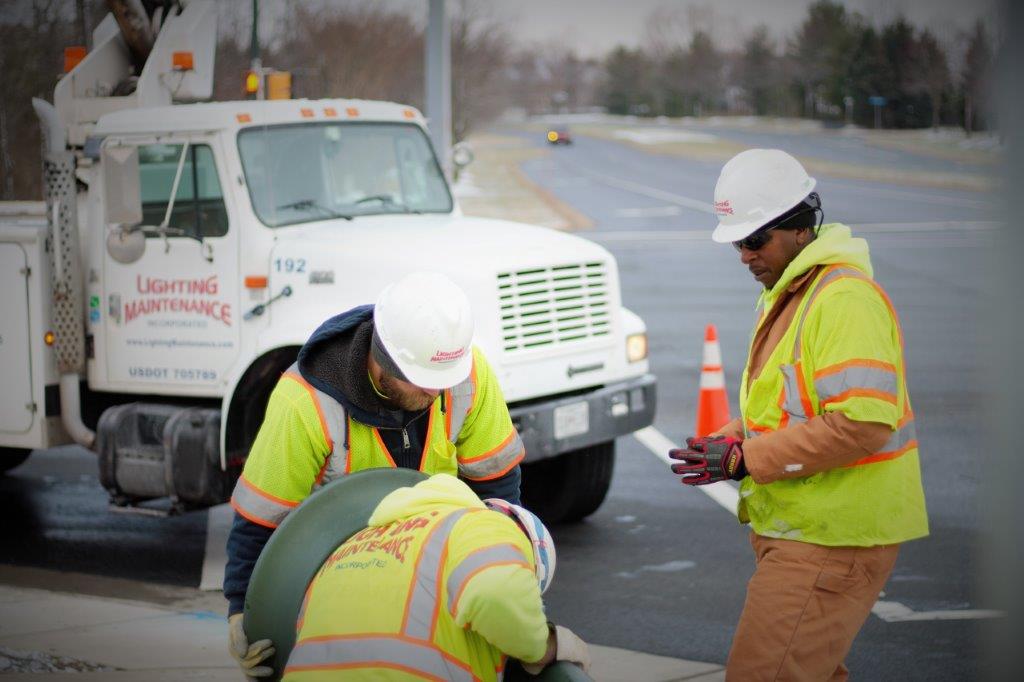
[
  {"xmin": 738, "ymin": 262, "xmax": 929, "ymax": 546},
  {"xmin": 282, "ymin": 505, "xmax": 536, "ymax": 681},
  {"xmin": 232, "ymin": 347, "xmax": 524, "ymax": 529}
]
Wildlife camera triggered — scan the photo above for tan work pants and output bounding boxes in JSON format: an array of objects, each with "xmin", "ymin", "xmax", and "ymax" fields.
[{"xmin": 725, "ymin": 533, "xmax": 899, "ymax": 681}]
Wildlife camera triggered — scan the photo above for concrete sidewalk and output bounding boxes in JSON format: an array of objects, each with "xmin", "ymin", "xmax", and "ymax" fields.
[{"xmin": 0, "ymin": 569, "xmax": 723, "ymax": 681}]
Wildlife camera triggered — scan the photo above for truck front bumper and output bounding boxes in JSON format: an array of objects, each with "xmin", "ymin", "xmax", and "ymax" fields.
[{"xmin": 509, "ymin": 373, "xmax": 657, "ymax": 462}]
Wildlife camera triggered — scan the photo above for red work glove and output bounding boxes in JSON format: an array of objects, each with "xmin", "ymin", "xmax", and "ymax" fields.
[{"xmin": 669, "ymin": 435, "xmax": 747, "ymax": 485}]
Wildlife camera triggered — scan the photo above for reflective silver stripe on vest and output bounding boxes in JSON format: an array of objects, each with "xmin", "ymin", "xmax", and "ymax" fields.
[
  {"xmin": 447, "ymin": 375, "xmax": 476, "ymax": 443},
  {"xmin": 814, "ymin": 365, "xmax": 897, "ymax": 404},
  {"xmin": 285, "ymin": 636, "xmax": 474, "ymax": 682},
  {"xmin": 793, "ymin": 267, "xmax": 866, "ymax": 362},
  {"xmin": 230, "ymin": 477, "xmax": 294, "ymax": 528},
  {"xmin": 458, "ymin": 432, "xmax": 525, "ymax": 481},
  {"xmin": 446, "ymin": 543, "xmax": 530, "ymax": 615},
  {"xmin": 779, "ymin": 364, "xmax": 808, "ymax": 424},
  {"xmin": 284, "ymin": 362, "xmax": 350, "ymax": 488},
  {"xmin": 403, "ymin": 509, "xmax": 471, "ymax": 640},
  {"xmin": 881, "ymin": 417, "xmax": 917, "ymax": 454}
]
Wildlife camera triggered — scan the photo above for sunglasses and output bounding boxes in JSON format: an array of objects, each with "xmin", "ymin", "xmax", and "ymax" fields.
[
  {"xmin": 732, "ymin": 225, "xmax": 779, "ymax": 252},
  {"xmin": 732, "ymin": 193, "xmax": 822, "ymax": 252}
]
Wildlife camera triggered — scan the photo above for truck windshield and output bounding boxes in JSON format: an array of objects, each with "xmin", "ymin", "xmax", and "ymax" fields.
[{"xmin": 237, "ymin": 122, "xmax": 452, "ymax": 227}]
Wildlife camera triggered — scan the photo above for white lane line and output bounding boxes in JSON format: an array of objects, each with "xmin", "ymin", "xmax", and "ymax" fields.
[
  {"xmin": 615, "ymin": 206, "xmax": 684, "ymax": 218},
  {"xmin": 633, "ymin": 426, "xmax": 740, "ymax": 516},
  {"xmin": 591, "ymin": 230, "xmax": 712, "ymax": 241},
  {"xmin": 199, "ymin": 502, "xmax": 233, "ymax": 591},
  {"xmin": 872, "ymin": 600, "xmax": 1005, "ymax": 622},
  {"xmin": 827, "ymin": 182, "xmax": 992, "ymax": 209},
  {"xmin": 558, "ymin": 160, "xmax": 717, "ymax": 214}
]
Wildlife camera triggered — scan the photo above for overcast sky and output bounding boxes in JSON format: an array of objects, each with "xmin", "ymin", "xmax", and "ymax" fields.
[{"xmin": 248, "ymin": 0, "xmax": 999, "ymax": 59}]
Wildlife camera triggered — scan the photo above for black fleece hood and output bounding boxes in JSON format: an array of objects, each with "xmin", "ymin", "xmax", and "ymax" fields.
[{"xmin": 295, "ymin": 304, "xmax": 408, "ymax": 429}]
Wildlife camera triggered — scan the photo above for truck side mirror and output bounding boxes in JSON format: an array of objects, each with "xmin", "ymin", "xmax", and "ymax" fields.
[
  {"xmin": 103, "ymin": 144, "xmax": 143, "ymax": 226},
  {"xmin": 103, "ymin": 145, "xmax": 146, "ymax": 264},
  {"xmin": 451, "ymin": 142, "xmax": 474, "ymax": 169},
  {"xmin": 450, "ymin": 142, "xmax": 474, "ymax": 182}
]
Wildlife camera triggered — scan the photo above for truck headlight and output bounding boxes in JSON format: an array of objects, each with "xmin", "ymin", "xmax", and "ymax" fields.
[{"xmin": 626, "ymin": 333, "xmax": 648, "ymax": 362}]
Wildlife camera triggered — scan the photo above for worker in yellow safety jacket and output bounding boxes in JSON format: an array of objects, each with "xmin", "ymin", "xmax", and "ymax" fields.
[
  {"xmin": 669, "ymin": 149, "xmax": 928, "ymax": 680},
  {"xmin": 281, "ymin": 473, "xmax": 591, "ymax": 681},
  {"xmin": 225, "ymin": 272, "xmax": 528, "ymax": 679}
]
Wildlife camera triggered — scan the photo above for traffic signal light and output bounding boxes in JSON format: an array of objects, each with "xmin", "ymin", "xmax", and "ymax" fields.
[{"xmin": 244, "ymin": 70, "xmax": 260, "ymax": 96}]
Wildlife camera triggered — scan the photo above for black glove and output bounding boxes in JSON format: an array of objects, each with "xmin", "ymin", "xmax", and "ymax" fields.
[{"xmin": 669, "ymin": 435, "xmax": 746, "ymax": 485}]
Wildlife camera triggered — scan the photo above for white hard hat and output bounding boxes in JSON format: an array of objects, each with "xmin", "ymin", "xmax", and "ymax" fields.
[
  {"xmin": 484, "ymin": 498, "xmax": 557, "ymax": 594},
  {"xmin": 373, "ymin": 271, "xmax": 474, "ymax": 390},
  {"xmin": 711, "ymin": 149, "xmax": 817, "ymax": 243}
]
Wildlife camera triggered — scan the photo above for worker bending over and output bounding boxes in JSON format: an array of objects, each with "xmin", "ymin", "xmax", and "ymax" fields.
[{"xmin": 225, "ymin": 272, "xmax": 526, "ymax": 678}]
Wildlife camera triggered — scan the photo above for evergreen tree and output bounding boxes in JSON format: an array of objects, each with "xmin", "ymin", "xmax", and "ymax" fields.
[
  {"xmin": 962, "ymin": 20, "xmax": 993, "ymax": 133},
  {"xmin": 740, "ymin": 26, "xmax": 777, "ymax": 116}
]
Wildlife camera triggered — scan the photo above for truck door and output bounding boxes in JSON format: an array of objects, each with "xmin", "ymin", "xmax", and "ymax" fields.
[{"xmin": 101, "ymin": 137, "xmax": 240, "ymax": 392}]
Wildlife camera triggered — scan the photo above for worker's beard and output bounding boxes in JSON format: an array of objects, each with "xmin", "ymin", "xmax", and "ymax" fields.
[{"xmin": 379, "ymin": 373, "xmax": 437, "ymax": 412}]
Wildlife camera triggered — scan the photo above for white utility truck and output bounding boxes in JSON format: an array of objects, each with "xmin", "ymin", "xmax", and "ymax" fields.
[{"xmin": 0, "ymin": 0, "xmax": 655, "ymax": 522}]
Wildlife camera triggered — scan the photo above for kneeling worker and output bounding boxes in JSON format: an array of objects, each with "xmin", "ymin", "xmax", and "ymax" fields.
[{"xmin": 282, "ymin": 473, "xmax": 590, "ymax": 680}]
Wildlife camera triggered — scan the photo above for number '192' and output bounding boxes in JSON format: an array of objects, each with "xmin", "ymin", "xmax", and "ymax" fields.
[{"xmin": 274, "ymin": 258, "xmax": 306, "ymax": 273}]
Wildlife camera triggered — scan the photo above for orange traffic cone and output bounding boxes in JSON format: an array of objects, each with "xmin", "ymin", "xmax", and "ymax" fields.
[{"xmin": 695, "ymin": 324, "xmax": 731, "ymax": 437}]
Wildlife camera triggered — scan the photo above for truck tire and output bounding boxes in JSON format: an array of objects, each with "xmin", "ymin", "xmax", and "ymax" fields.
[
  {"xmin": 0, "ymin": 448, "xmax": 32, "ymax": 474},
  {"xmin": 521, "ymin": 441, "xmax": 615, "ymax": 524}
]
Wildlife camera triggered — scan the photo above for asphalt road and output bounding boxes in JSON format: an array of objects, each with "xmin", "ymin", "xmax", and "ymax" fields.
[{"xmin": 0, "ymin": 124, "xmax": 1000, "ymax": 680}]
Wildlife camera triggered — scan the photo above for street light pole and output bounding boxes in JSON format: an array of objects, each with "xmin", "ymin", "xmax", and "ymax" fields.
[
  {"xmin": 426, "ymin": 0, "xmax": 451, "ymax": 177},
  {"xmin": 250, "ymin": 0, "xmax": 264, "ymax": 100}
]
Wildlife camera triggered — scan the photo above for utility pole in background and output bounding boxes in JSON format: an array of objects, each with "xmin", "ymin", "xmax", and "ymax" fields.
[
  {"xmin": 426, "ymin": 0, "xmax": 451, "ymax": 176},
  {"xmin": 249, "ymin": 0, "xmax": 264, "ymax": 100},
  {"xmin": 75, "ymin": 0, "xmax": 90, "ymax": 49}
]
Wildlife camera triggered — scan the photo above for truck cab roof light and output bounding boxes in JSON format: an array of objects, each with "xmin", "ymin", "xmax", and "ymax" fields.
[
  {"xmin": 64, "ymin": 46, "xmax": 86, "ymax": 73},
  {"xmin": 172, "ymin": 51, "xmax": 194, "ymax": 71}
]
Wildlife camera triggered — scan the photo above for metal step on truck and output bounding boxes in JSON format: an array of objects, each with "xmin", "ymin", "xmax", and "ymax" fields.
[{"xmin": 0, "ymin": 0, "xmax": 656, "ymax": 523}]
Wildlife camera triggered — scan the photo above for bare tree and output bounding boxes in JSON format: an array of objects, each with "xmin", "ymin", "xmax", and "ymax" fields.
[
  {"xmin": 450, "ymin": 0, "xmax": 511, "ymax": 141},
  {"xmin": 0, "ymin": 0, "xmax": 103, "ymax": 199}
]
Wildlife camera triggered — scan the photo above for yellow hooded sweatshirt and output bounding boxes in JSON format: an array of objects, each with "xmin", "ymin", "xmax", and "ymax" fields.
[{"xmin": 283, "ymin": 474, "xmax": 548, "ymax": 681}]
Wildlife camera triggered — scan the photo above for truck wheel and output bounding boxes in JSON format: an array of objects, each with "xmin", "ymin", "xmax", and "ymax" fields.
[
  {"xmin": 0, "ymin": 448, "xmax": 32, "ymax": 474},
  {"xmin": 520, "ymin": 441, "xmax": 615, "ymax": 524}
]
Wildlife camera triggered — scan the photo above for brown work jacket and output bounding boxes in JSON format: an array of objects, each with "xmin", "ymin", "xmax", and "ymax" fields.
[{"xmin": 716, "ymin": 265, "xmax": 892, "ymax": 485}]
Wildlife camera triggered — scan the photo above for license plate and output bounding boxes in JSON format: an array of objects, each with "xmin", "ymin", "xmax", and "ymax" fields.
[{"xmin": 554, "ymin": 401, "xmax": 589, "ymax": 440}]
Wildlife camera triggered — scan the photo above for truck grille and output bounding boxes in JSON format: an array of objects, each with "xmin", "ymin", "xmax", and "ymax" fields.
[{"xmin": 498, "ymin": 262, "xmax": 611, "ymax": 352}]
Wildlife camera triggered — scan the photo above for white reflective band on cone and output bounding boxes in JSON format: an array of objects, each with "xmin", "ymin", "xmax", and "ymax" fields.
[
  {"xmin": 700, "ymin": 371, "xmax": 726, "ymax": 390},
  {"xmin": 702, "ymin": 342, "xmax": 722, "ymax": 367}
]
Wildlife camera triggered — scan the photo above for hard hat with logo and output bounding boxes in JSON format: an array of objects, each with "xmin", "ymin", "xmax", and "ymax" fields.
[
  {"xmin": 484, "ymin": 498, "xmax": 557, "ymax": 594},
  {"xmin": 372, "ymin": 271, "xmax": 474, "ymax": 390},
  {"xmin": 711, "ymin": 149, "xmax": 817, "ymax": 243}
]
